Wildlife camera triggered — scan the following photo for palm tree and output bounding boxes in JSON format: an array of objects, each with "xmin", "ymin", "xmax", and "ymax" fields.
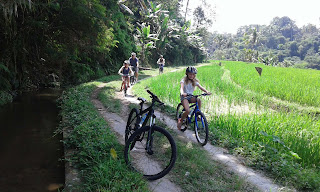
[{"xmin": 1, "ymin": 0, "xmax": 32, "ymax": 22}]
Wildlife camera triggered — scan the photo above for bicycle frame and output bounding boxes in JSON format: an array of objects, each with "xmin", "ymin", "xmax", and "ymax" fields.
[
  {"xmin": 181, "ymin": 93, "xmax": 208, "ymax": 127},
  {"xmin": 183, "ymin": 101, "xmax": 199, "ymax": 124},
  {"xmin": 136, "ymin": 95, "xmax": 161, "ymax": 154}
]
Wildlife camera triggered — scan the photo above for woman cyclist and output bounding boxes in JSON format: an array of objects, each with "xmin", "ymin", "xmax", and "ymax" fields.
[
  {"xmin": 157, "ymin": 55, "xmax": 165, "ymax": 74},
  {"xmin": 177, "ymin": 66, "xmax": 211, "ymax": 130},
  {"xmin": 118, "ymin": 60, "xmax": 133, "ymax": 91}
]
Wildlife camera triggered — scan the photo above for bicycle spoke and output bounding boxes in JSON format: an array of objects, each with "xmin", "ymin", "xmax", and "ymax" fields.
[
  {"xmin": 125, "ymin": 126, "xmax": 176, "ymax": 180},
  {"xmin": 125, "ymin": 108, "xmax": 140, "ymax": 142},
  {"xmin": 194, "ymin": 112, "xmax": 209, "ymax": 146}
]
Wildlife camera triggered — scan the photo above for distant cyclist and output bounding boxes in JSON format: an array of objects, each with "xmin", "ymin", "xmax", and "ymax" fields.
[
  {"xmin": 157, "ymin": 55, "xmax": 165, "ymax": 74},
  {"xmin": 177, "ymin": 66, "xmax": 211, "ymax": 130},
  {"xmin": 129, "ymin": 52, "xmax": 139, "ymax": 82},
  {"xmin": 118, "ymin": 60, "xmax": 133, "ymax": 91}
]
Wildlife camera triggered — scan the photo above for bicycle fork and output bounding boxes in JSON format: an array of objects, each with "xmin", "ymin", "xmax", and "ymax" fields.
[{"xmin": 146, "ymin": 113, "xmax": 156, "ymax": 155}]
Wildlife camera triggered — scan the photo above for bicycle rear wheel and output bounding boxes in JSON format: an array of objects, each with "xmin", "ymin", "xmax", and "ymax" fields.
[
  {"xmin": 125, "ymin": 108, "xmax": 140, "ymax": 142},
  {"xmin": 176, "ymin": 103, "xmax": 188, "ymax": 132},
  {"xmin": 194, "ymin": 111, "xmax": 209, "ymax": 146},
  {"xmin": 124, "ymin": 125, "xmax": 177, "ymax": 180}
]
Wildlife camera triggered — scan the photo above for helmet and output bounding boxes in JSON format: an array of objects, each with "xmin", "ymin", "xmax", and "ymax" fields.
[
  {"xmin": 124, "ymin": 60, "xmax": 130, "ymax": 65},
  {"xmin": 186, "ymin": 66, "xmax": 197, "ymax": 74},
  {"xmin": 131, "ymin": 52, "xmax": 136, "ymax": 56}
]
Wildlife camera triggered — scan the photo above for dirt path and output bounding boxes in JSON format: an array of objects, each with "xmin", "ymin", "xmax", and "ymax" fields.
[{"xmin": 91, "ymin": 84, "xmax": 183, "ymax": 192}]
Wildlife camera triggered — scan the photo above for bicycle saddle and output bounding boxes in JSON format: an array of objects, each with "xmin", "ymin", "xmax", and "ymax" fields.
[{"xmin": 138, "ymin": 97, "xmax": 146, "ymax": 102}]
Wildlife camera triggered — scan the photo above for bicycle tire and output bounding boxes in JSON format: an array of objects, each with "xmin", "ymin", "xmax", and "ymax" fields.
[
  {"xmin": 124, "ymin": 83, "xmax": 127, "ymax": 96},
  {"xmin": 176, "ymin": 103, "xmax": 188, "ymax": 132},
  {"xmin": 194, "ymin": 111, "xmax": 209, "ymax": 146},
  {"xmin": 125, "ymin": 108, "xmax": 140, "ymax": 142},
  {"xmin": 124, "ymin": 125, "xmax": 177, "ymax": 180},
  {"xmin": 130, "ymin": 76, "xmax": 135, "ymax": 85}
]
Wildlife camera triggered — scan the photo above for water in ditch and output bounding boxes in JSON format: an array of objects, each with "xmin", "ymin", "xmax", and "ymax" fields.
[{"xmin": 0, "ymin": 88, "xmax": 64, "ymax": 192}]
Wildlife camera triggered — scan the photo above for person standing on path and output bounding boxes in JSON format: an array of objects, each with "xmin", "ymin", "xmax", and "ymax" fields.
[{"xmin": 129, "ymin": 52, "xmax": 139, "ymax": 82}]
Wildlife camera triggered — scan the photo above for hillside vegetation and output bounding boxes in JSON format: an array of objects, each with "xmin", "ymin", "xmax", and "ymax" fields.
[
  {"xmin": 208, "ymin": 16, "xmax": 320, "ymax": 70},
  {"xmin": 133, "ymin": 61, "xmax": 320, "ymax": 191}
]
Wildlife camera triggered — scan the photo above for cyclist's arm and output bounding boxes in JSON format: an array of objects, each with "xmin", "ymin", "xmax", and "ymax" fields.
[
  {"xmin": 180, "ymin": 82, "xmax": 187, "ymax": 97},
  {"xmin": 129, "ymin": 67, "xmax": 133, "ymax": 75},
  {"xmin": 118, "ymin": 66, "xmax": 124, "ymax": 75},
  {"xmin": 197, "ymin": 84, "xmax": 211, "ymax": 95}
]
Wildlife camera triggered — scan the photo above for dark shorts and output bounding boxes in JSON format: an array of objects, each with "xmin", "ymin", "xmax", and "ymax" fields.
[
  {"xmin": 131, "ymin": 66, "xmax": 138, "ymax": 73},
  {"xmin": 180, "ymin": 95, "xmax": 193, "ymax": 102}
]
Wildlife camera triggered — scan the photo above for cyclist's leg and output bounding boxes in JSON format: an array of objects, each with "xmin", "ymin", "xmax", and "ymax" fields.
[
  {"xmin": 177, "ymin": 99, "xmax": 190, "ymax": 129},
  {"xmin": 189, "ymin": 97, "xmax": 201, "ymax": 120},
  {"xmin": 125, "ymin": 76, "xmax": 130, "ymax": 88},
  {"xmin": 197, "ymin": 98, "xmax": 201, "ymax": 110},
  {"xmin": 120, "ymin": 76, "xmax": 125, "ymax": 91}
]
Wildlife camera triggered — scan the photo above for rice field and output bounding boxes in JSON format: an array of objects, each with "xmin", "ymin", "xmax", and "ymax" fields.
[
  {"xmin": 223, "ymin": 61, "xmax": 320, "ymax": 107},
  {"xmin": 133, "ymin": 60, "xmax": 320, "ymax": 190}
]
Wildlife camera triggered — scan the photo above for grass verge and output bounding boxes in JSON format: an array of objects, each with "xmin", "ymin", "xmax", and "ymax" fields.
[{"xmin": 57, "ymin": 80, "xmax": 149, "ymax": 191}]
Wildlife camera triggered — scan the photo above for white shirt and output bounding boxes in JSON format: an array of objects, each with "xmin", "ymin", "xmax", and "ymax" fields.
[
  {"xmin": 180, "ymin": 78, "xmax": 199, "ymax": 95},
  {"xmin": 157, "ymin": 58, "xmax": 165, "ymax": 65}
]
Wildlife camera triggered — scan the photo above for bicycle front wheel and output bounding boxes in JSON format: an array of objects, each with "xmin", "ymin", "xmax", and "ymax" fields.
[
  {"xmin": 194, "ymin": 111, "xmax": 209, "ymax": 146},
  {"xmin": 125, "ymin": 108, "xmax": 140, "ymax": 142},
  {"xmin": 124, "ymin": 125, "xmax": 177, "ymax": 180}
]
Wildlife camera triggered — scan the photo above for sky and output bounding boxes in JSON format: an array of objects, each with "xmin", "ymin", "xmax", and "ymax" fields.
[{"xmin": 183, "ymin": 0, "xmax": 320, "ymax": 34}]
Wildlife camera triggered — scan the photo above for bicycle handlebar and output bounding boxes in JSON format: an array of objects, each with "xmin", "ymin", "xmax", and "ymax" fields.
[
  {"xmin": 185, "ymin": 93, "xmax": 210, "ymax": 97},
  {"xmin": 147, "ymin": 90, "xmax": 164, "ymax": 105},
  {"xmin": 119, "ymin": 73, "xmax": 130, "ymax": 77}
]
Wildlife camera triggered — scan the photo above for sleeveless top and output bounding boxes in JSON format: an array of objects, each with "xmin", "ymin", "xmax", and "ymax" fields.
[
  {"xmin": 122, "ymin": 67, "xmax": 130, "ymax": 75},
  {"xmin": 129, "ymin": 57, "xmax": 138, "ymax": 67},
  {"xmin": 180, "ymin": 78, "xmax": 199, "ymax": 94}
]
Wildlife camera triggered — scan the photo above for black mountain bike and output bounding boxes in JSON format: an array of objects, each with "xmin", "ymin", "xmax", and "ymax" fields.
[
  {"xmin": 124, "ymin": 90, "xmax": 177, "ymax": 180},
  {"xmin": 176, "ymin": 93, "xmax": 209, "ymax": 146}
]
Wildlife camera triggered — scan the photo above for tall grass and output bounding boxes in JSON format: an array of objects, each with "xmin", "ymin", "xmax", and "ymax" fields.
[{"xmin": 132, "ymin": 61, "xmax": 320, "ymax": 190}]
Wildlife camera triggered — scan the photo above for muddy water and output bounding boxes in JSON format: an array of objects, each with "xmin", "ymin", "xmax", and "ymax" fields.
[{"xmin": 0, "ymin": 89, "xmax": 64, "ymax": 192}]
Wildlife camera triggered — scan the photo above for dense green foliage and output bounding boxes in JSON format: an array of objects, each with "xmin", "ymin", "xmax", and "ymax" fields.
[
  {"xmin": 133, "ymin": 61, "xmax": 320, "ymax": 191},
  {"xmin": 208, "ymin": 16, "xmax": 320, "ymax": 70},
  {"xmin": 0, "ymin": 0, "xmax": 135, "ymax": 90},
  {"xmin": 58, "ymin": 80, "xmax": 149, "ymax": 191},
  {"xmin": 0, "ymin": 0, "xmax": 207, "ymax": 106}
]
